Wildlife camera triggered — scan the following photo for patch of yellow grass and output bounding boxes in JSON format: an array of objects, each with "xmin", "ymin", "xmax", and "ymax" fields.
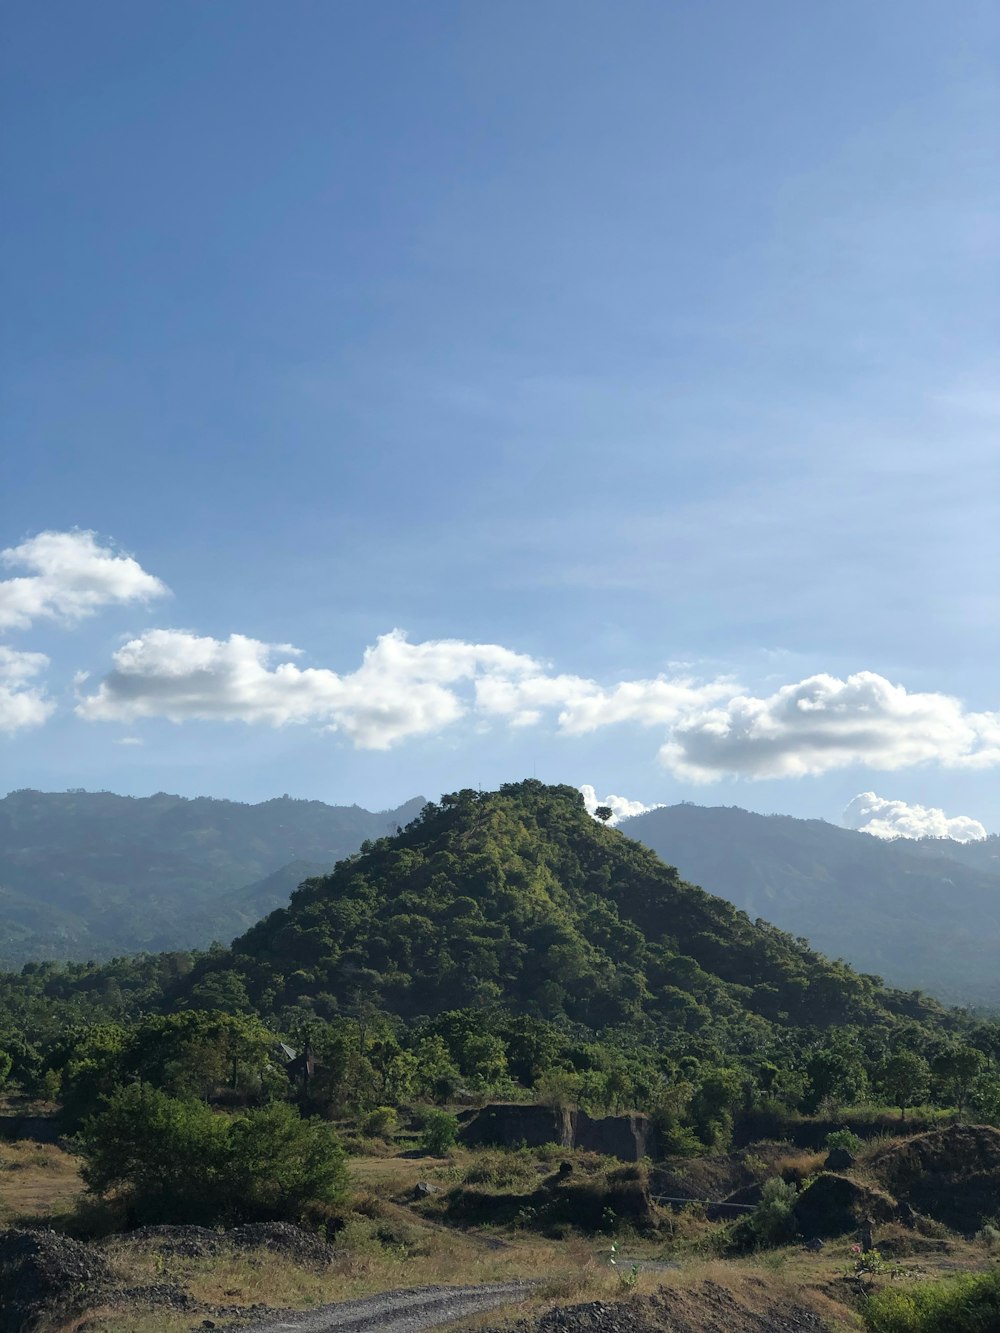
[
  {"xmin": 94, "ymin": 1209, "xmax": 600, "ymax": 1319},
  {"xmin": 0, "ymin": 1139, "xmax": 84, "ymax": 1221}
]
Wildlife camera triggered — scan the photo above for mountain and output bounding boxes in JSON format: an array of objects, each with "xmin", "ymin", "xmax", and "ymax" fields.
[
  {"xmin": 0, "ymin": 789, "xmax": 425, "ymax": 967},
  {"xmin": 177, "ymin": 781, "xmax": 944, "ymax": 1033},
  {"xmin": 619, "ymin": 804, "xmax": 1000, "ymax": 1008}
]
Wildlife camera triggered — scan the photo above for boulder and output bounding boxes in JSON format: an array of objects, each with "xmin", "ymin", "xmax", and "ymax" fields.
[{"xmin": 824, "ymin": 1146, "xmax": 855, "ymax": 1171}]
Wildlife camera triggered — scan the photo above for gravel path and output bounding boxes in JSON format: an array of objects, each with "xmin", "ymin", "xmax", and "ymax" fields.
[{"xmin": 232, "ymin": 1280, "xmax": 534, "ymax": 1333}]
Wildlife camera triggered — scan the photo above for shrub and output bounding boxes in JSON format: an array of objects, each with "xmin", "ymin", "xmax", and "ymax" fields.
[
  {"xmin": 79, "ymin": 1083, "xmax": 347, "ymax": 1226},
  {"xmin": 826, "ymin": 1128, "xmax": 864, "ymax": 1156},
  {"xmin": 746, "ymin": 1176, "xmax": 798, "ymax": 1247},
  {"xmin": 862, "ymin": 1268, "xmax": 1000, "ymax": 1332},
  {"xmin": 363, "ymin": 1106, "xmax": 398, "ymax": 1138},
  {"xmin": 420, "ymin": 1109, "xmax": 459, "ymax": 1155}
]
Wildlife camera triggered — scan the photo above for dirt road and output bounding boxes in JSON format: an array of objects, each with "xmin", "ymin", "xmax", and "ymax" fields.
[{"xmin": 233, "ymin": 1280, "xmax": 534, "ymax": 1333}]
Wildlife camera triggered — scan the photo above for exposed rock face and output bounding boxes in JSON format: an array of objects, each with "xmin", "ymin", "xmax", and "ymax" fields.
[
  {"xmin": 458, "ymin": 1104, "xmax": 659, "ymax": 1162},
  {"xmin": 0, "ymin": 1228, "xmax": 113, "ymax": 1333}
]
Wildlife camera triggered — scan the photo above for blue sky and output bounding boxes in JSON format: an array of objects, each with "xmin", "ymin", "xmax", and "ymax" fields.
[{"xmin": 2, "ymin": 1, "xmax": 998, "ymax": 835}]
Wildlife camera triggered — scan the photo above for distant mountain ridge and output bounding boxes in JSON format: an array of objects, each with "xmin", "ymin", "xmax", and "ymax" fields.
[
  {"xmin": 0, "ymin": 788, "xmax": 425, "ymax": 967},
  {"xmin": 619, "ymin": 804, "xmax": 1000, "ymax": 1007}
]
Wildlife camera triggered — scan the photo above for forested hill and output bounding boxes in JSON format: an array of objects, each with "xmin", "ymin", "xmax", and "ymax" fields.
[
  {"xmin": 179, "ymin": 781, "xmax": 944, "ymax": 1034},
  {"xmin": 0, "ymin": 788, "xmax": 425, "ymax": 967},
  {"xmin": 618, "ymin": 804, "xmax": 1000, "ymax": 1008}
]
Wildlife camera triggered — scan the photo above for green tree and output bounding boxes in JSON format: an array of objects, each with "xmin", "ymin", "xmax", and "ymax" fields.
[
  {"xmin": 878, "ymin": 1050, "xmax": 931, "ymax": 1121},
  {"xmin": 931, "ymin": 1043, "xmax": 985, "ymax": 1116},
  {"xmin": 420, "ymin": 1109, "xmax": 459, "ymax": 1155}
]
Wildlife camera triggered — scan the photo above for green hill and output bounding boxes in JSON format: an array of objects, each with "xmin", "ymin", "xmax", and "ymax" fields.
[
  {"xmin": 0, "ymin": 788, "xmax": 425, "ymax": 967},
  {"xmin": 619, "ymin": 804, "xmax": 1000, "ymax": 1007},
  {"xmin": 179, "ymin": 781, "xmax": 944, "ymax": 1033}
]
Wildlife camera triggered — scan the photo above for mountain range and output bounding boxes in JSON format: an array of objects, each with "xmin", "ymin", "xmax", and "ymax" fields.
[
  {"xmin": 0, "ymin": 784, "xmax": 997, "ymax": 1010},
  {"xmin": 621, "ymin": 804, "xmax": 1000, "ymax": 1008},
  {"xmin": 0, "ymin": 788, "xmax": 424, "ymax": 968}
]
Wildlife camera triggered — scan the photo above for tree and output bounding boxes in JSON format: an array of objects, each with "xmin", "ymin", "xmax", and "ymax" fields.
[
  {"xmin": 420, "ymin": 1109, "xmax": 459, "ymax": 1155},
  {"xmin": 80, "ymin": 1083, "xmax": 347, "ymax": 1225},
  {"xmin": 932, "ymin": 1043, "xmax": 985, "ymax": 1116},
  {"xmin": 594, "ymin": 807, "xmax": 614, "ymax": 823},
  {"xmin": 878, "ymin": 1051, "xmax": 930, "ymax": 1121}
]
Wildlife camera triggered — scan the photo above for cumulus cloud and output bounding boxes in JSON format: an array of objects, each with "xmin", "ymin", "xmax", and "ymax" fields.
[
  {"xmin": 75, "ymin": 624, "xmax": 1000, "ymax": 782},
  {"xmin": 843, "ymin": 791, "xmax": 987, "ymax": 842},
  {"xmin": 657, "ymin": 671, "xmax": 1000, "ymax": 781},
  {"xmin": 0, "ymin": 529, "xmax": 168, "ymax": 631},
  {"xmin": 579, "ymin": 785, "xmax": 665, "ymax": 824},
  {"xmin": 76, "ymin": 628, "xmax": 545, "ymax": 749},
  {"xmin": 0, "ymin": 646, "xmax": 55, "ymax": 733}
]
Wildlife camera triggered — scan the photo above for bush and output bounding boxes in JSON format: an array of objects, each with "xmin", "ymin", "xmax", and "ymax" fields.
[
  {"xmin": 420, "ymin": 1109, "xmax": 459, "ymax": 1155},
  {"xmin": 362, "ymin": 1106, "xmax": 398, "ymax": 1138},
  {"xmin": 79, "ymin": 1083, "xmax": 347, "ymax": 1226},
  {"xmin": 862, "ymin": 1268, "xmax": 1000, "ymax": 1332},
  {"xmin": 746, "ymin": 1176, "xmax": 798, "ymax": 1247},
  {"xmin": 826, "ymin": 1128, "xmax": 864, "ymax": 1156}
]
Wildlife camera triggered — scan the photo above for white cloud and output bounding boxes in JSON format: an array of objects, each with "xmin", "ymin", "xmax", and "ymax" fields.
[
  {"xmin": 0, "ymin": 529, "xmax": 168, "ymax": 631},
  {"xmin": 113, "ymin": 736, "xmax": 144, "ymax": 747},
  {"xmin": 0, "ymin": 646, "xmax": 55, "ymax": 733},
  {"xmin": 579, "ymin": 785, "xmax": 664, "ymax": 824},
  {"xmin": 76, "ymin": 628, "xmax": 544, "ymax": 749},
  {"xmin": 656, "ymin": 671, "xmax": 1000, "ymax": 781},
  {"xmin": 75, "ymin": 626, "xmax": 1000, "ymax": 784},
  {"xmin": 843, "ymin": 791, "xmax": 987, "ymax": 842}
]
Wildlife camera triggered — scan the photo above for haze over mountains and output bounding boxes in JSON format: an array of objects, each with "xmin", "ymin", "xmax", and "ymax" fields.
[
  {"xmin": 1, "ymin": 785, "xmax": 997, "ymax": 1010},
  {"xmin": 0, "ymin": 788, "xmax": 425, "ymax": 968},
  {"xmin": 621, "ymin": 804, "xmax": 1000, "ymax": 1009}
]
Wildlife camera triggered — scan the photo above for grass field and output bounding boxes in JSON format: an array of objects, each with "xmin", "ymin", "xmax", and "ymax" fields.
[{"xmin": 0, "ymin": 1138, "xmax": 84, "ymax": 1221}]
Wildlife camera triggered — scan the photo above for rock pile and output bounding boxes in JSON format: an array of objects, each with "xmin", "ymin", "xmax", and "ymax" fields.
[{"xmin": 0, "ymin": 1228, "xmax": 113, "ymax": 1333}]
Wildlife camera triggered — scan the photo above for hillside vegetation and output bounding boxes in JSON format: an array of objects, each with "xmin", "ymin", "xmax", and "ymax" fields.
[
  {"xmin": 620, "ymin": 803, "xmax": 1000, "ymax": 1007},
  {"xmin": 180, "ymin": 781, "xmax": 945, "ymax": 1032}
]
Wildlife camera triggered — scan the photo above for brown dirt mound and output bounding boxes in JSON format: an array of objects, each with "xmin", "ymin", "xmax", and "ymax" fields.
[
  {"xmin": 0, "ymin": 1227, "xmax": 114, "ymax": 1333},
  {"xmin": 114, "ymin": 1220, "xmax": 336, "ymax": 1266},
  {"xmin": 445, "ymin": 1163, "xmax": 659, "ymax": 1234},
  {"xmin": 792, "ymin": 1173, "xmax": 897, "ymax": 1239},
  {"xmin": 868, "ymin": 1124, "xmax": 1000, "ymax": 1232},
  {"xmin": 651, "ymin": 1143, "xmax": 801, "ymax": 1204}
]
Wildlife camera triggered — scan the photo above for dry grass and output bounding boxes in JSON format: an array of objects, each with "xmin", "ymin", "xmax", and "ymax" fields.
[
  {"xmin": 91, "ymin": 1205, "xmax": 601, "ymax": 1320},
  {"xmin": 0, "ymin": 1138, "xmax": 84, "ymax": 1221},
  {"xmin": 770, "ymin": 1149, "xmax": 826, "ymax": 1183},
  {"xmin": 347, "ymin": 1149, "xmax": 458, "ymax": 1191},
  {"xmin": 60, "ymin": 1311, "xmax": 237, "ymax": 1333}
]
